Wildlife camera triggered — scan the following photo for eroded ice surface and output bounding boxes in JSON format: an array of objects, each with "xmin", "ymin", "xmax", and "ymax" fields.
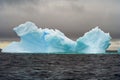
[{"xmin": 2, "ymin": 22, "xmax": 111, "ymax": 53}]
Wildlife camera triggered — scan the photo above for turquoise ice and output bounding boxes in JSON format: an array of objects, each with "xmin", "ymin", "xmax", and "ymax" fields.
[
  {"xmin": 2, "ymin": 22, "xmax": 111, "ymax": 53},
  {"xmin": 76, "ymin": 27, "xmax": 111, "ymax": 53},
  {"xmin": 118, "ymin": 48, "xmax": 120, "ymax": 53}
]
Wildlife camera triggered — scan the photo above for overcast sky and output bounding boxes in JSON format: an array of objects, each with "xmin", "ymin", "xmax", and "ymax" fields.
[{"xmin": 0, "ymin": 0, "xmax": 120, "ymax": 39}]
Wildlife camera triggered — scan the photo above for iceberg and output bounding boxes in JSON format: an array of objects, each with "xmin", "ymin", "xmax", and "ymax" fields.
[
  {"xmin": 2, "ymin": 22, "xmax": 111, "ymax": 53},
  {"xmin": 118, "ymin": 48, "xmax": 120, "ymax": 53},
  {"xmin": 76, "ymin": 27, "xmax": 111, "ymax": 53}
]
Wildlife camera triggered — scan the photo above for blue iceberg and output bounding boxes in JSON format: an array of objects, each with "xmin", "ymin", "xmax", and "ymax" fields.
[
  {"xmin": 76, "ymin": 27, "xmax": 111, "ymax": 53},
  {"xmin": 2, "ymin": 22, "xmax": 111, "ymax": 53},
  {"xmin": 118, "ymin": 48, "xmax": 120, "ymax": 53}
]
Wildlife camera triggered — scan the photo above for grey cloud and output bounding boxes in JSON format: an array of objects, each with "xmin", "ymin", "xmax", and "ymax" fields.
[
  {"xmin": 0, "ymin": 0, "xmax": 120, "ymax": 39},
  {"xmin": 0, "ymin": 0, "xmax": 38, "ymax": 5}
]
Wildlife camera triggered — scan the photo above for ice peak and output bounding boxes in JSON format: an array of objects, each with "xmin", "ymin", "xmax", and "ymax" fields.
[
  {"xmin": 2, "ymin": 22, "xmax": 112, "ymax": 53},
  {"xmin": 14, "ymin": 21, "xmax": 38, "ymax": 36}
]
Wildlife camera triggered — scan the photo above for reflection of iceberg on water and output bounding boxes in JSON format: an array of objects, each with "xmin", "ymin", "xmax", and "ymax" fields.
[{"xmin": 2, "ymin": 22, "xmax": 111, "ymax": 53}]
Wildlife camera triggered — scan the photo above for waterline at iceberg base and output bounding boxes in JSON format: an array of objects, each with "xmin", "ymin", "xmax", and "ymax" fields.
[{"xmin": 2, "ymin": 22, "xmax": 111, "ymax": 54}]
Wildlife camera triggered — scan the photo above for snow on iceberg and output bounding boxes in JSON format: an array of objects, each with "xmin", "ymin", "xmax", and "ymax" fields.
[{"xmin": 2, "ymin": 22, "xmax": 111, "ymax": 53}]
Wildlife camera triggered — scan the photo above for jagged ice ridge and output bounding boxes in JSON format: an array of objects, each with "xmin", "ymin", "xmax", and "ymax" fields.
[{"xmin": 2, "ymin": 22, "xmax": 111, "ymax": 53}]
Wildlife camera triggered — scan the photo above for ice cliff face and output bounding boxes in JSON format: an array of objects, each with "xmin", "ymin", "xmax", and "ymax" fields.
[{"xmin": 2, "ymin": 22, "xmax": 111, "ymax": 53}]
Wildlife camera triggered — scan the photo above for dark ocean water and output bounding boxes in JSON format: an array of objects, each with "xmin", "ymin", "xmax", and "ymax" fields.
[
  {"xmin": 0, "ymin": 53, "xmax": 120, "ymax": 80},
  {"xmin": 0, "ymin": 38, "xmax": 120, "ymax": 79}
]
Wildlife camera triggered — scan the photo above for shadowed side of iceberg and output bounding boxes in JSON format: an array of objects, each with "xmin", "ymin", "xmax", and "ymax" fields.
[{"xmin": 2, "ymin": 22, "xmax": 111, "ymax": 54}]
